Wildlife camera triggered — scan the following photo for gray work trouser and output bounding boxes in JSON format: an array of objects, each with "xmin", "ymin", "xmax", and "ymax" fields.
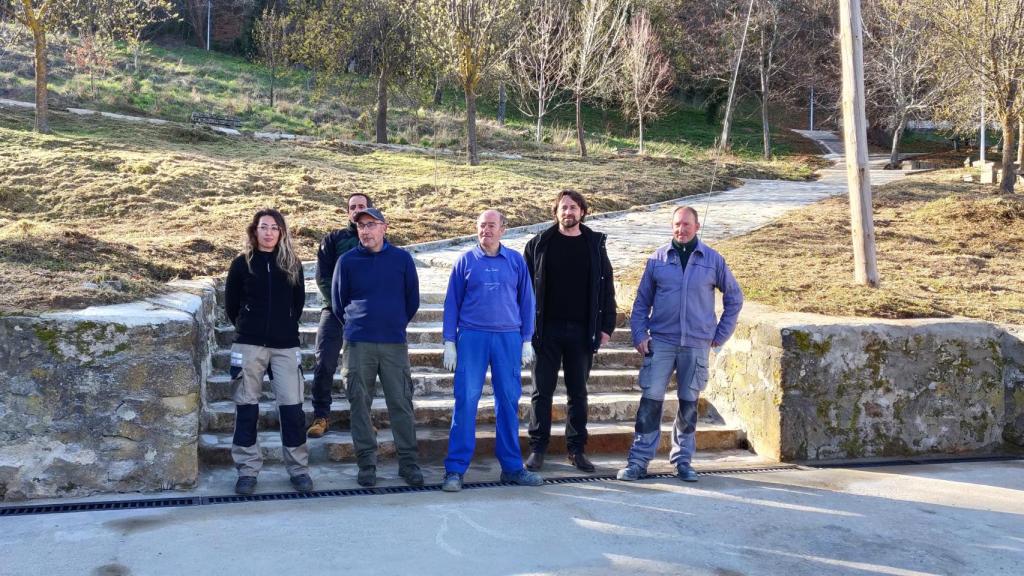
[
  {"xmin": 625, "ymin": 340, "xmax": 709, "ymax": 469},
  {"xmin": 344, "ymin": 341, "xmax": 419, "ymax": 469},
  {"xmin": 230, "ymin": 343, "xmax": 309, "ymax": 478}
]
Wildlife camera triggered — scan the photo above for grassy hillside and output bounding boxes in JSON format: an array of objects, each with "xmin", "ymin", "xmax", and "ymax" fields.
[
  {"xmin": 0, "ymin": 25, "xmax": 821, "ymax": 157},
  {"xmin": 0, "ymin": 28, "xmax": 828, "ymax": 314}
]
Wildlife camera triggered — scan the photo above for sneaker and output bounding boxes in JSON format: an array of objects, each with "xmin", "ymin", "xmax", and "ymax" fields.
[
  {"xmin": 234, "ymin": 476, "xmax": 257, "ymax": 495},
  {"xmin": 677, "ymin": 463, "xmax": 699, "ymax": 483},
  {"xmin": 500, "ymin": 468, "xmax": 544, "ymax": 486},
  {"xmin": 525, "ymin": 451, "xmax": 545, "ymax": 471},
  {"xmin": 441, "ymin": 471, "xmax": 463, "ymax": 492},
  {"xmin": 357, "ymin": 466, "xmax": 377, "ymax": 487},
  {"xmin": 306, "ymin": 417, "xmax": 329, "ymax": 438},
  {"xmin": 399, "ymin": 464, "xmax": 425, "ymax": 487},
  {"xmin": 290, "ymin": 474, "xmax": 314, "ymax": 493},
  {"xmin": 567, "ymin": 451, "xmax": 596, "ymax": 473},
  {"xmin": 616, "ymin": 464, "xmax": 645, "ymax": 481}
]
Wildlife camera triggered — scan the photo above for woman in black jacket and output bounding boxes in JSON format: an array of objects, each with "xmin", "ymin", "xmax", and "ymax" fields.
[{"xmin": 224, "ymin": 208, "xmax": 312, "ymax": 495}]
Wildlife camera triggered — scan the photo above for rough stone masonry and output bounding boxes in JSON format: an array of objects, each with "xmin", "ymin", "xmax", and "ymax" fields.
[{"xmin": 0, "ymin": 280, "xmax": 216, "ymax": 501}]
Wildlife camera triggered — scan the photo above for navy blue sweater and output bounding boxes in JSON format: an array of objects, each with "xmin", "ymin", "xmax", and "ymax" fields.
[{"xmin": 331, "ymin": 241, "xmax": 420, "ymax": 343}]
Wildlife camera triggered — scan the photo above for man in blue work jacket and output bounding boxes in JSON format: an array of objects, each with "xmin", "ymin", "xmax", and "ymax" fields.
[
  {"xmin": 618, "ymin": 205, "xmax": 743, "ymax": 483},
  {"xmin": 440, "ymin": 209, "xmax": 543, "ymax": 492}
]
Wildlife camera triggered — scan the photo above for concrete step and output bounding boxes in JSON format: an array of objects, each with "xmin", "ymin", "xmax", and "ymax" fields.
[
  {"xmin": 201, "ymin": 394, "xmax": 717, "ymax": 433},
  {"xmin": 204, "ymin": 368, "xmax": 646, "ymax": 402},
  {"xmin": 211, "ymin": 346, "xmax": 642, "ymax": 373},
  {"xmin": 216, "ymin": 321, "xmax": 636, "ymax": 348},
  {"xmin": 303, "ymin": 290, "xmax": 446, "ymax": 309},
  {"xmin": 198, "ymin": 422, "xmax": 746, "ymax": 464}
]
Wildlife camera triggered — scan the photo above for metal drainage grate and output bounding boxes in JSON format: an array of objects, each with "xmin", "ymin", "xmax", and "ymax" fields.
[
  {"xmin": 0, "ymin": 464, "xmax": 805, "ymax": 517},
  {"xmin": 0, "ymin": 496, "xmax": 199, "ymax": 517}
]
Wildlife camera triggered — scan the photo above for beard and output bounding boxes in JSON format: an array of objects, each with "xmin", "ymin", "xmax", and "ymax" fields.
[{"xmin": 560, "ymin": 216, "xmax": 579, "ymax": 229}]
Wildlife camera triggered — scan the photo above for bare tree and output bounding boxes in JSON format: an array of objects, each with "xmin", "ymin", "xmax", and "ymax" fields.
[
  {"xmin": 286, "ymin": 0, "xmax": 356, "ymax": 92},
  {"xmin": 103, "ymin": 0, "xmax": 177, "ymax": 73},
  {"xmin": 928, "ymin": 0, "xmax": 1024, "ymax": 193},
  {"xmin": 564, "ymin": 0, "xmax": 629, "ymax": 157},
  {"xmin": 618, "ymin": 9, "xmax": 673, "ymax": 154},
  {"xmin": 3, "ymin": 0, "xmax": 61, "ymax": 132},
  {"xmin": 421, "ymin": 0, "xmax": 517, "ymax": 165},
  {"xmin": 252, "ymin": 4, "xmax": 289, "ymax": 107},
  {"xmin": 358, "ymin": 0, "xmax": 416, "ymax": 144},
  {"xmin": 507, "ymin": 0, "xmax": 571, "ymax": 142},
  {"xmin": 863, "ymin": 0, "xmax": 946, "ymax": 168}
]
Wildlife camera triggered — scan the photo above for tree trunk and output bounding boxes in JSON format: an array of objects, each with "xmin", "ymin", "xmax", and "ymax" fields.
[
  {"xmin": 1017, "ymin": 117, "xmax": 1023, "ymax": 166},
  {"xmin": 575, "ymin": 94, "xmax": 587, "ymax": 158},
  {"xmin": 133, "ymin": 42, "xmax": 141, "ymax": 73},
  {"xmin": 535, "ymin": 96, "xmax": 544, "ymax": 143},
  {"xmin": 889, "ymin": 117, "xmax": 905, "ymax": 169},
  {"xmin": 638, "ymin": 117, "xmax": 645, "ymax": 155},
  {"xmin": 376, "ymin": 68, "xmax": 388, "ymax": 144},
  {"xmin": 1000, "ymin": 116, "xmax": 1017, "ymax": 193},
  {"xmin": 497, "ymin": 83, "xmax": 506, "ymax": 126},
  {"xmin": 31, "ymin": 24, "xmax": 49, "ymax": 133},
  {"xmin": 269, "ymin": 63, "xmax": 276, "ymax": 108},
  {"xmin": 433, "ymin": 75, "xmax": 444, "ymax": 106},
  {"xmin": 466, "ymin": 88, "xmax": 479, "ymax": 166},
  {"xmin": 761, "ymin": 97, "xmax": 771, "ymax": 160}
]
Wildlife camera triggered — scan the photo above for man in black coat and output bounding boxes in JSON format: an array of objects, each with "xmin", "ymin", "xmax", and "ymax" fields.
[
  {"xmin": 523, "ymin": 190, "xmax": 616, "ymax": 472},
  {"xmin": 307, "ymin": 193, "xmax": 372, "ymax": 438}
]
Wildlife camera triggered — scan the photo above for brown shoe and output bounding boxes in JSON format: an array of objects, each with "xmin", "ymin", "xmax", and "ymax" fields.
[
  {"xmin": 525, "ymin": 451, "xmax": 545, "ymax": 471},
  {"xmin": 306, "ymin": 417, "xmax": 329, "ymax": 438},
  {"xmin": 568, "ymin": 451, "xmax": 596, "ymax": 473}
]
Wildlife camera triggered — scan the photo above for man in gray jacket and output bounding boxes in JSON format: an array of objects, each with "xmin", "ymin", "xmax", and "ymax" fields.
[{"xmin": 617, "ymin": 206, "xmax": 743, "ymax": 482}]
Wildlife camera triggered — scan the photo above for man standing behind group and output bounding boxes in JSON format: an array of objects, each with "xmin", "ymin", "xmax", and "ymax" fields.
[
  {"xmin": 618, "ymin": 206, "xmax": 742, "ymax": 483},
  {"xmin": 332, "ymin": 207, "xmax": 423, "ymax": 487},
  {"xmin": 440, "ymin": 210, "xmax": 542, "ymax": 492},
  {"xmin": 523, "ymin": 190, "xmax": 616, "ymax": 473},
  {"xmin": 308, "ymin": 193, "xmax": 372, "ymax": 439}
]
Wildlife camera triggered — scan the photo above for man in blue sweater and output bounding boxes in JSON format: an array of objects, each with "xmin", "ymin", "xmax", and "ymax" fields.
[
  {"xmin": 332, "ymin": 207, "xmax": 423, "ymax": 487},
  {"xmin": 440, "ymin": 209, "xmax": 543, "ymax": 492}
]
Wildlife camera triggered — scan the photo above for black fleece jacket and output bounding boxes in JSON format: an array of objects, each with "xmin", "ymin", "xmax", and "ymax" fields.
[
  {"xmin": 523, "ymin": 223, "xmax": 617, "ymax": 352},
  {"xmin": 224, "ymin": 250, "xmax": 305, "ymax": 349}
]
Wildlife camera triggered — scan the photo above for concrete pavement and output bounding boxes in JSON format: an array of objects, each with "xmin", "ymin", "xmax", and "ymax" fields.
[{"xmin": 2, "ymin": 459, "xmax": 1021, "ymax": 575}]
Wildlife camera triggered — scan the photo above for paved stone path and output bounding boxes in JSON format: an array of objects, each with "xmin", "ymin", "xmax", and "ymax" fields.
[{"xmin": 409, "ymin": 130, "xmax": 909, "ymax": 290}]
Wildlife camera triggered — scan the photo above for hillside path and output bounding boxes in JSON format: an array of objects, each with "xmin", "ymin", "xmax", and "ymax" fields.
[{"xmin": 408, "ymin": 130, "xmax": 910, "ymax": 291}]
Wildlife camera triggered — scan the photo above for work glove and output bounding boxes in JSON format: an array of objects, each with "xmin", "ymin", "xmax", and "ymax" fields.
[
  {"xmin": 521, "ymin": 342, "xmax": 535, "ymax": 367},
  {"xmin": 443, "ymin": 341, "xmax": 457, "ymax": 371}
]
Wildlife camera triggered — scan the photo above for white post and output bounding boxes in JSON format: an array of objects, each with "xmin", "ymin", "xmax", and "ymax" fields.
[
  {"xmin": 980, "ymin": 103, "xmax": 986, "ymax": 163},
  {"xmin": 206, "ymin": 0, "xmax": 212, "ymax": 51},
  {"xmin": 838, "ymin": 0, "xmax": 879, "ymax": 287},
  {"xmin": 809, "ymin": 84, "xmax": 815, "ymax": 130}
]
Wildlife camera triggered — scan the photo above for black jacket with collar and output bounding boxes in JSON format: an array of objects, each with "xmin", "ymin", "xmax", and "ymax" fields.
[
  {"xmin": 523, "ymin": 223, "xmax": 617, "ymax": 352},
  {"xmin": 224, "ymin": 250, "xmax": 305, "ymax": 349}
]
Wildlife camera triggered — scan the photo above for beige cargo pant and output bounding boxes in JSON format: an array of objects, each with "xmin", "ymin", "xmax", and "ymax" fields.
[{"xmin": 230, "ymin": 343, "xmax": 309, "ymax": 478}]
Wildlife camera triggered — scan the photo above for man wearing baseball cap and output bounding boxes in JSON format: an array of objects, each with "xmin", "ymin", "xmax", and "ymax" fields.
[{"xmin": 332, "ymin": 207, "xmax": 423, "ymax": 487}]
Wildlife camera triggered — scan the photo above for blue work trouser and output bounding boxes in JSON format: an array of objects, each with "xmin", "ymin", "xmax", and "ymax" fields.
[
  {"xmin": 625, "ymin": 339, "xmax": 710, "ymax": 469},
  {"xmin": 444, "ymin": 330, "xmax": 525, "ymax": 474}
]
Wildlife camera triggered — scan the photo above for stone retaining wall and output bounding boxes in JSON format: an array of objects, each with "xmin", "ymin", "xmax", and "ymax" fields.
[
  {"xmin": 0, "ymin": 280, "xmax": 216, "ymax": 501},
  {"xmin": 706, "ymin": 304, "xmax": 1023, "ymax": 462}
]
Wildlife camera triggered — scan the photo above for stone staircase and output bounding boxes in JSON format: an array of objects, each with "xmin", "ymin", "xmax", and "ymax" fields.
[{"xmin": 198, "ymin": 263, "xmax": 748, "ymax": 467}]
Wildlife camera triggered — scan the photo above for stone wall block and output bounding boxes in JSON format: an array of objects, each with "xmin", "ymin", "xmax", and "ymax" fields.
[
  {"xmin": 707, "ymin": 303, "xmax": 1018, "ymax": 463},
  {"xmin": 1001, "ymin": 325, "xmax": 1024, "ymax": 446},
  {"xmin": 0, "ymin": 281, "xmax": 216, "ymax": 501}
]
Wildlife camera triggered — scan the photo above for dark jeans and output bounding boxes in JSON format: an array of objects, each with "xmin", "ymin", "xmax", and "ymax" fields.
[
  {"xmin": 529, "ymin": 320, "xmax": 593, "ymax": 453},
  {"xmin": 312, "ymin": 309, "xmax": 344, "ymax": 418}
]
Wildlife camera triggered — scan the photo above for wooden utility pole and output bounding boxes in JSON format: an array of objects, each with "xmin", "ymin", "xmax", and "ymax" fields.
[{"xmin": 838, "ymin": 0, "xmax": 879, "ymax": 287}]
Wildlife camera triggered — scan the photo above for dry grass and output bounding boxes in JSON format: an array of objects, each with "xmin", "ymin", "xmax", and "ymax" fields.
[
  {"xmin": 0, "ymin": 106, "xmax": 817, "ymax": 313},
  {"xmin": 712, "ymin": 170, "xmax": 1024, "ymax": 324}
]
